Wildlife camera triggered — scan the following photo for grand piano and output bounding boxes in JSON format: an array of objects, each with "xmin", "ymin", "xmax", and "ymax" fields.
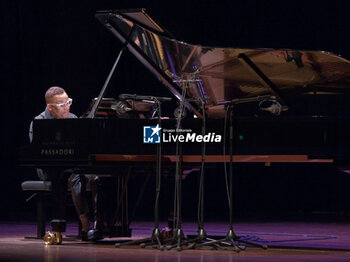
[{"xmin": 21, "ymin": 9, "xmax": 350, "ymax": 241}]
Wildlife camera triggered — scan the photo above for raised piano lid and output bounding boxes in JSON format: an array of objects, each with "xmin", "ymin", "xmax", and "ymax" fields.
[{"xmin": 95, "ymin": 9, "xmax": 350, "ymax": 118}]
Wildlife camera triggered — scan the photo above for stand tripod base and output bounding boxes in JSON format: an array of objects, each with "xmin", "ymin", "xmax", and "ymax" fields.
[
  {"xmin": 165, "ymin": 228, "xmax": 186, "ymax": 251},
  {"xmin": 115, "ymin": 227, "xmax": 165, "ymax": 251},
  {"xmin": 185, "ymin": 228, "xmax": 218, "ymax": 250},
  {"xmin": 193, "ymin": 229, "xmax": 267, "ymax": 251}
]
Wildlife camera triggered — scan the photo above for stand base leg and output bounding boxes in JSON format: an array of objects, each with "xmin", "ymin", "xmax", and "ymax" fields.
[
  {"xmin": 186, "ymin": 228, "xmax": 215, "ymax": 250},
  {"xmin": 166, "ymin": 228, "xmax": 186, "ymax": 251},
  {"xmin": 115, "ymin": 227, "xmax": 165, "ymax": 251},
  {"xmin": 193, "ymin": 229, "xmax": 268, "ymax": 251}
]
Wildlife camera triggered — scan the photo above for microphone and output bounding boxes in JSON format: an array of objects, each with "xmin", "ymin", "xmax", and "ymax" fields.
[
  {"xmin": 111, "ymin": 101, "xmax": 132, "ymax": 115},
  {"xmin": 231, "ymin": 95, "xmax": 275, "ymax": 105},
  {"xmin": 286, "ymin": 51, "xmax": 304, "ymax": 68},
  {"xmin": 119, "ymin": 94, "xmax": 172, "ymax": 102},
  {"xmin": 264, "ymin": 102, "xmax": 282, "ymax": 115},
  {"xmin": 259, "ymin": 100, "xmax": 288, "ymax": 116}
]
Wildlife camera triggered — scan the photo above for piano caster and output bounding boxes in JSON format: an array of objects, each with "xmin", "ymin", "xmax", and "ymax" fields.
[{"xmin": 44, "ymin": 231, "xmax": 63, "ymax": 245}]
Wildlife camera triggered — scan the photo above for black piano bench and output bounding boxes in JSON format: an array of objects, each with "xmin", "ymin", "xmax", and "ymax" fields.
[
  {"xmin": 21, "ymin": 180, "xmax": 89, "ymax": 239},
  {"xmin": 21, "ymin": 181, "xmax": 52, "ymax": 239}
]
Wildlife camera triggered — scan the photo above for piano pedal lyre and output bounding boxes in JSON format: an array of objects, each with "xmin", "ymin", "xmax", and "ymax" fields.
[{"xmin": 44, "ymin": 231, "xmax": 63, "ymax": 245}]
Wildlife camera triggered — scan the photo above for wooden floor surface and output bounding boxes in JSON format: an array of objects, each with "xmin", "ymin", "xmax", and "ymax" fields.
[{"xmin": 1, "ymin": 221, "xmax": 350, "ymax": 261}]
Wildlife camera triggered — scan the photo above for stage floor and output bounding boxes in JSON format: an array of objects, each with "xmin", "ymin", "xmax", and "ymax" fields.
[{"xmin": 0, "ymin": 220, "xmax": 350, "ymax": 261}]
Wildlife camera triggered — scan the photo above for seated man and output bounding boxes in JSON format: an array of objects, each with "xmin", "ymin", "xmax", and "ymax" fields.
[{"xmin": 29, "ymin": 86, "xmax": 96, "ymax": 241}]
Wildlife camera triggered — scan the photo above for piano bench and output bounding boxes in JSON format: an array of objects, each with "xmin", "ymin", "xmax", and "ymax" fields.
[
  {"xmin": 21, "ymin": 180, "xmax": 52, "ymax": 192},
  {"xmin": 21, "ymin": 180, "xmax": 92, "ymax": 239}
]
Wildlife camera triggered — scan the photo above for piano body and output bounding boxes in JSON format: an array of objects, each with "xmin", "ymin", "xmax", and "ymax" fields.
[
  {"xmin": 22, "ymin": 8, "xmax": 350, "ymax": 164},
  {"xmin": 20, "ymin": 9, "xmax": 350, "ymax": 239}
]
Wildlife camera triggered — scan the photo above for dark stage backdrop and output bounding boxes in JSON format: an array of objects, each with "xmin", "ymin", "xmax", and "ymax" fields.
[{"xmin": 2, "ymin": 0, "xmax": 350, "ymax": 221}]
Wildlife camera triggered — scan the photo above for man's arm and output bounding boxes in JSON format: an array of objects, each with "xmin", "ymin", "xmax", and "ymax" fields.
[{"xmin": 29, "ymin": 121, "xmax": 33, "ymax": 143}]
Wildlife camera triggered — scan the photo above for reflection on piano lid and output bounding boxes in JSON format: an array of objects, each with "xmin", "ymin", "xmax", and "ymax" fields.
[
  {"xmin": 82, "ymin": 97, "xmax": 157, "ymax": 118},
  {"xmin": 95, "ymin": 9, "xmax": 350, "ymax": 118}
]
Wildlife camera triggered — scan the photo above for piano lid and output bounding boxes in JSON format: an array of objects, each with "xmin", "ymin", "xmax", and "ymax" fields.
[{"xmin": 95, "ymin": 9, "xmax": 350, "ymax": 118}]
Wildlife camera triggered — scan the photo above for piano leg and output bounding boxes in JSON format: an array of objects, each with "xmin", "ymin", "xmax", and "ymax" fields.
[{"xmin": 87, "ymin": 173, "xmax": 132, "ymax": 241}]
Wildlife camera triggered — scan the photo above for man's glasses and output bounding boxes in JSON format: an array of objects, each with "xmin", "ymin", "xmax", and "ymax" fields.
[{"xmin": 50, "ymin": 98, "xmax": 73, "ymax": 108}]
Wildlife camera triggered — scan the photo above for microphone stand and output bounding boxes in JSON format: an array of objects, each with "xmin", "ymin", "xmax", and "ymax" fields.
[
  {"xmin": 183, "ymin": 98, "xmax": 218, "ymax": 250},
  {"xmin": 166, "ymin": 81, "xmax": 188, "ymax": 251},
  {"xmin": 194, "ymin": 99, "xmax": 268, "ymax": 251},
  {"xmin": 143, "ymin": 97, "xmax": 164, "ymax": 249},
  {"xmin": 115, "ymin": 98, "xmax": 165, "ymax": 250}
]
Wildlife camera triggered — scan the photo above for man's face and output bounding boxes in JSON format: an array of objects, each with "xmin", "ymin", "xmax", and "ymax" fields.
[{"xmin": 46, "ymin": 92, "xmax": 71, "ymax": 119}]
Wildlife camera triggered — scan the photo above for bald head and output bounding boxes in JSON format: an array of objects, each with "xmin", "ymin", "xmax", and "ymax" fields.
[
  {"xmin": 45, "ymin": 86, "xmax": 72, "ymax": 119},
  {"xmin": 45, "ymin": 86, "xmax": 66, "ymax": 104}
]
